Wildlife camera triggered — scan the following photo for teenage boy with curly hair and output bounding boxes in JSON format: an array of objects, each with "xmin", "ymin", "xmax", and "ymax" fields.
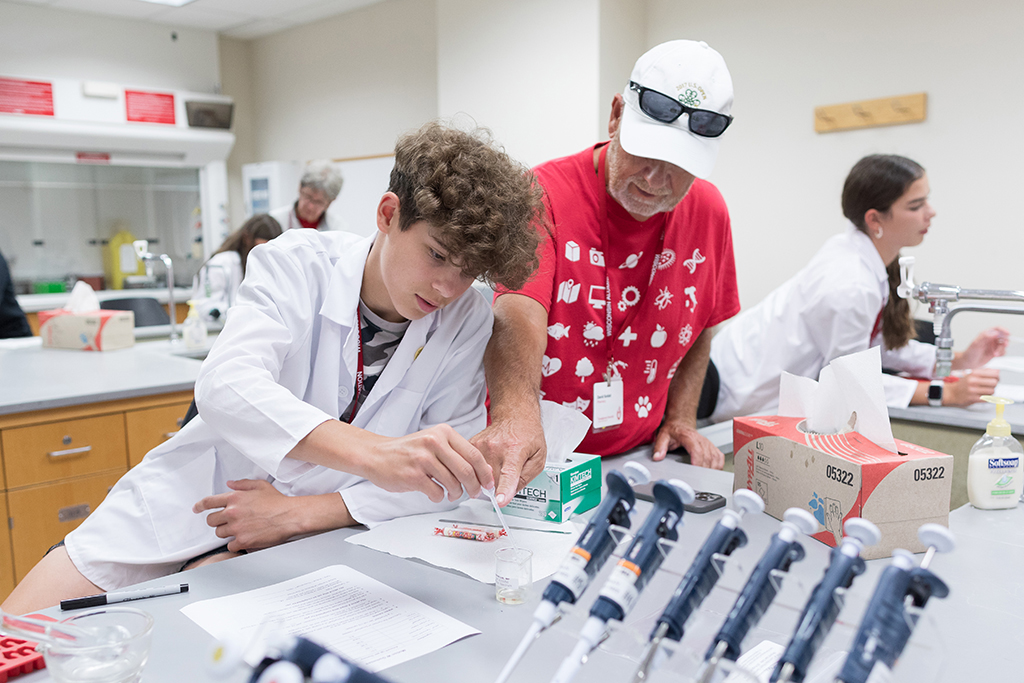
[{"xmin": 4, "ymin": 121, "xmax": 544, "ymax": 613}]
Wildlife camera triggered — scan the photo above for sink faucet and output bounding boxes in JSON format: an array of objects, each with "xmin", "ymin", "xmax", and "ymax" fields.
[
  {"xmin": 898, "ymin": 256, "xmax": 1024, "ymax": 405},
  {"xmin": 133, "ymin": 240, "xmax": 179, "ymax": 344}
]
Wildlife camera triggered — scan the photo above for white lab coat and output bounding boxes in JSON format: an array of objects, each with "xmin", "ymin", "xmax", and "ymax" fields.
[
  {"xmin": 66, "ymin": 230, "xmax": 491, "ymax": 589},
  {"xmin": 710, "ymin": 225, "xmax": 935, "ymax": 422},
  {"xmin": 190, "ymin": 251, "xmax": 242, "ymax": 323},
  {"xmin": 270, "ymin": 204, "xmax": 334, "ymax": 231}
]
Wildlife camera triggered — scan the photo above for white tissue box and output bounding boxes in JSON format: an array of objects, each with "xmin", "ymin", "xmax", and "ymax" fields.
[
  {"xmin": 38, "ymin": 309, "xmax": 135, "ymax": 351},
  {"xmin": 503, "ymin": 452, "xmax": 602, "ymax": 523},
  {"xmin": 732, "ymin": 416, "xmax": 952, "ymax": 560}
]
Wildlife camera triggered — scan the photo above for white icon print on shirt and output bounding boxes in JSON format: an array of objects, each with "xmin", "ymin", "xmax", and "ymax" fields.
[
  {"xmin": 651, "ymin": 325, "xmax": 668, "ymax": 348},
  {"xmin": 618, "ymin": 326, "xmax": 638, "ymax": 347},
  {"xmin": 565, "ymin": 241, "xmax": 581, "ymax": 262},
  {"xmin": 541, "ymin": 355, "xmax": 562, "ymax": 377},
  {"xmin": 654, "ymin": 287, "xmax": 673, "ymax": 310},
  {"xmin": 619, "ymin": 251, "xmax": 643, "ymax": 269},
  {"xmin": 588, "ymin": 284, "xmax": 606, "ymax": 309},
  {"xmin": 589, "ymin": 248, "xmax": 605, "ymax": 266},
  {"xmin": 557, "ymin": 279, "xmax": 581, "ymax": 304},
  {"xmin": 635, "ymin": 396, "xmax": 652, "ymax": 418},
  {"xmin": 657, "ymin": 249, "xmax": 676, "ymax": 270},
  {"xmin": 683, "ymin": 286, "xmax": 698, "ymax": 310},
  {"xmin": 563, "ymin": 397, "xmax": 591, "ymax": 412},
  {"xmin": 679, "ymin": 324, "xmax": 693, "ymax": 346},
  {"xmin": 682, "ymin": 248, "xmax": 705, "ymax": 273},
  {"xmin": 547, "ymin": 322, "xmax": 571, "ymax": 340},
  {"xmin": 645, "ymin": 360, "xmax": 658, "ymax": 384},
  {"xmin": 575, "ymin": 357, "xmax": 595, "ymax": 382},
  {"xmin": 667, "ymin": 357, "xmax": 681, "ymax": 380},
  {"xmin": 618, "ymin": 285, "xmax": 641, "ymax": 312},
  {"xmin": 582, "ymin": 321, "xmax": 605, "ymax": 347}
]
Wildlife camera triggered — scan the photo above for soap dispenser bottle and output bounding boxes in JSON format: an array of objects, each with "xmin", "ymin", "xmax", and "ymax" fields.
[
  {"xmin": 182, "ymin": 299, "xmax": 208, "ymax": 351},
  {"xmin": 967, "ymin": 396, "xmax": 1023, "ymax": 510}
]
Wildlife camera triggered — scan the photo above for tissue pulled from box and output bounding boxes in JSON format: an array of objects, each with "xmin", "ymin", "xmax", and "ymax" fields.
[
  {"xmin": 63, "ymin": 280, "xmax": 102, "ymax": 313},
  {"xmin": 778, "ymin": 346, "xmax": 897, "ymax": 453}
]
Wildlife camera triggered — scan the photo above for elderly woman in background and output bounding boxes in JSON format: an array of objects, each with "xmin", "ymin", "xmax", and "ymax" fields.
[{"xmin": 270, "ymin": 160, "xmax": 344, "ymax": 231}]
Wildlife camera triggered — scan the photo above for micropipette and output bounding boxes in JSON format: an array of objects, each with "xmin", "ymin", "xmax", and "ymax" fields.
[
  {"xmin": 770, "ymin": 518, "xmax": 881, "ymax": 683},
  {"xmin": 549, "ymin": 478, "xmax": 693, "ymax": 683},
  {"xmin": 835, "ymin": 524, "xmax": 954, "ymax": 683},
  {"xmin": 493, "ymin": 462, "xmax": 650, "ymax": 683},
  {"xmin": 250, "ymin": 634, "xmax": 393, "ymax": 683},
  {"xmin": 696, "ymin": 507, "xmax": 817, "ymax": 683},
  {"xmin": 630, "ymin": 489, "xmax": 765, "ymax": 683}
]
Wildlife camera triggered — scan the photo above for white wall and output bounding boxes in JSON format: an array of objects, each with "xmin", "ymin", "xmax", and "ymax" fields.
[
  {"xmin": 219, "ymin": 0, "xmax": 438, "ymax": 230},
  {"xmin": 0, "ymin": 2, "xmax": 220, "ymax": 92},
  {"xmin": 647, "ymin": 0, "xmax": 1024, "ymax": 342},
  {"xmin": 436, "ymin": 0, "xmax": 602, "ymax": 167}
]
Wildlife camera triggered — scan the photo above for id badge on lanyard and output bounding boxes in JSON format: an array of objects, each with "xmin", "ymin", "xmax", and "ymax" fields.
[{"xmin": 590, "ymin": 144, "xmax": 664, "ymax": 434}]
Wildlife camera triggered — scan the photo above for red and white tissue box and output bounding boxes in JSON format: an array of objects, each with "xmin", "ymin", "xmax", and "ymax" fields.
[{"xmin": 38, "ymin": 308, "xmax": 135, "ymax": 351}]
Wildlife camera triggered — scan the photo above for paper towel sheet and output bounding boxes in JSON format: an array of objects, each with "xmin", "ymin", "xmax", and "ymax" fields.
[
  {"xmin": 778, "ymin": 346, "xmax": 897, "ymax": 453},
  {"xmin": 345, "ymin": 498, "xmax": 579, "ymax": 584},
  {"xmin": 540, "ymin": 399, "xmax": 592, "ymax": 463}
]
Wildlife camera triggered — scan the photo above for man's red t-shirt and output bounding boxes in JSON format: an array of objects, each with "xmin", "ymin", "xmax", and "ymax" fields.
[{"xmin": 499, "ymin": 143, "xmax": 740, "ymax": 456}]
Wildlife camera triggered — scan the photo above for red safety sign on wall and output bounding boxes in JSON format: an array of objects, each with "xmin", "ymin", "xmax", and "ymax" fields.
[
  {"xmin": 125, "ymin": 90, "xmax": 176, "ymax": 124},
  {"xmin": 0, "ymin": 77, "xmax": 55, "ymax": 116}
]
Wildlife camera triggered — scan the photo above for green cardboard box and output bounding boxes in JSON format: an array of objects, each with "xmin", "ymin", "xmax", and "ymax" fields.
[{"xmin": 503, "ymin": 452, "xmax": 602, "ymax": 523}]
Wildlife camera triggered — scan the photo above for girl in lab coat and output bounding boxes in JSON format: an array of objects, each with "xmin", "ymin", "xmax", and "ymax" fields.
[
  {"xmin": 3, "ymin": 122, "xmax": 545, "ymax": 612},
  {"xmin": 710, "ymin": 154, "xmax": 1007, "ymax": 422},
  {"xmin": 190, "ymin": 214, "xmax": 283, "ymax": 324}
]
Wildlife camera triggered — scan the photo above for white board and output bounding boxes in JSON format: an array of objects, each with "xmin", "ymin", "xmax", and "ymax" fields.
[{"xmin": 325, "ymin": 155, "xmax": 394, "ymax": 238}]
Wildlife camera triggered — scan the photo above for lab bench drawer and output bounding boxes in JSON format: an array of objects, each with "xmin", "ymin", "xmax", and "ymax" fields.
[
  {"xmin": 1, "ymin": 414, "xmax": 128, "ymax": 488},
  {"xmin": 125, "ymin": 401, "xmax": 191, "ymax": 469},
  {"xmin": 7, "ymin": 470, "xmax": 125, "ymax": 583},
  {"xmin": 0, "ymin": 493, "xmax": 13, "ymax": 600}
]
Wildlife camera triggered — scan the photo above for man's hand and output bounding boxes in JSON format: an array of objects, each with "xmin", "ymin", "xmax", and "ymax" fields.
[
  {"xmin": 359, "ymin": 424, "xmax": 494, "ymax": 503},
  {"xmin": 943, "ymin": 369, "xmax": 1001, "ymax": 406},
  {"xmin": 471, "ymin": 416, "xmax": 547, "ymax": 506},
  {"xmin": 954, "ymin": 327, "xmax": 1010, "ymax": 370},
  {"xmin": 652, "ymin": 419, "xmax": 724, "ymax": 470},
  {"xmin": 193, "ymin": 479, "xmax": 303, "ymax": 552}
]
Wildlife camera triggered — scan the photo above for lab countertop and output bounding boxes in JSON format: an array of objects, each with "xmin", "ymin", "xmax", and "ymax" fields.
[
  {"xmin": 14, "ymin": 439, "xmax": 1014, "ymax": 683},
  {"xmin": 0, "ymin": 336, "xmax": 206, "ymax": 416},
  {"xmin": 16, "ymin": 287, "xmax": 194, "ymax": 313}
]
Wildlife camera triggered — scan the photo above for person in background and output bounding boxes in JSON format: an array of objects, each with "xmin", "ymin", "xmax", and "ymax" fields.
[
  {"xmin": 473, "ymin": 39, "xmax": 740, "ymax": 509},
  {"xmin": 270, "ymin": 161, "xmax": 344, "ymax": 231},
  {"xmin": 2, "ymin": 121, "xmax": 543, "ymax": 614},
  {"xmin": 191, "ymin": 214, "xmax": 283, "ymax": 324},
  {"xmin": 709, "ymin": 154, "xmax": 1008, "ymax": 422},
  {"xmin": 0, "ymin": 249, "xmax": 31, "ymax": 339}
]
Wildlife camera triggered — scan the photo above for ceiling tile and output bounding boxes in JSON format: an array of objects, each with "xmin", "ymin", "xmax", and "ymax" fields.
[
  {"xmin": 50, "ymin": 0, "xmax": 167, "ymax": 20},
  {"xmin": 196, "ymin": 0, "xmax": 325, "ymax": 19},
  {"xmin": 147, "ymin": 4, "xmax": 251, "ymax": 31},
  {"xmin": 219, "ymin": 16, "xmax": 296, "ymax": 40},
  {"xmin": 283, "ymin": 0, "xmax": 383, "ymax": 25}
]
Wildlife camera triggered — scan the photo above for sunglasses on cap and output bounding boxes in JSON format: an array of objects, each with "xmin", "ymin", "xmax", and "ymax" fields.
[{"xmin": 628, "ymin": 81, "xmax": 733, "ymax": 138}]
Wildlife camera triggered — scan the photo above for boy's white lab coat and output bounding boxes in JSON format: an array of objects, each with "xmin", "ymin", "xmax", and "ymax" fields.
[
  {"xmin": 710, "ymin": 225, "xmax": 935, "ymax": 422},
  {"xmin": 66, "ymin": 230, "xmax": 491, "ymax": 589}
]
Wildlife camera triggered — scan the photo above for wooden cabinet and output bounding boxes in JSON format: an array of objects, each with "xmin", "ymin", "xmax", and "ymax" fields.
[
  {"xmin": 125, "ymin": 401, "xmax": 190, "ymax": 468},
  {"xmin": 8, "ymin": 471, "xmax": 123, "ymax": 583},
  {"xmin": 0, "ymin": 390, "xmax": 192, "ymax": 595},
  {"xmin": 0, "ymin": 493, "xmax": 13, "ymax": 599}
]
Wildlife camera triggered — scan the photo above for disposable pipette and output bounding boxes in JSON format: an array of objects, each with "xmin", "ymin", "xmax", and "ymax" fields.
[
  {"xmin": 483, "ymin": 486, "xmax": 520, "ymax": 550},
  {"xmin": 835, "ymin": 524, "xmax": 954, "ymax": 683},
  {"xmin": 631, "ymin": 489, "xmax": 765, "ymax": 683},
  {"xmin": 549, "ymin": 478, "xmax": 693, "ymax": 683},
  {"xmin": 0, "ymin": 610, "xmax": 108, "ymax": 647},
  {"xmin": 696, "ymin": 507, "xmax": 817, "ymax": 683},
  {"xmin": 770, "ymin": 518, "xmax": 881, "ymax": 683},
  {"xmin": 493, "ymin": 462, "xmax": 650, "ymax": 683}
]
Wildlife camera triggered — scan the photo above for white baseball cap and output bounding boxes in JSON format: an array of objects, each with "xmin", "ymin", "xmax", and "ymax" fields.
[{"xmin": 618, "ymin": 40, "xmax": 734, "ymax": 180}]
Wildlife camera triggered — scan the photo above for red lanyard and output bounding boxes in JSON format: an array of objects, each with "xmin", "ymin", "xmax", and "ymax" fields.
[
  {"xmin": 595, "ymin": 144, "xmax": 666, "ymax": 382},
  {"xmin": 345, "ymin": 311, "xmax": 364, "ymax": 423}
]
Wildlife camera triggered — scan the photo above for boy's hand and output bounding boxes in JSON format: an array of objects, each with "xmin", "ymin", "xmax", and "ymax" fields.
[
  {"xmin": 193, "ymin": 479, "xmax": 302, "ymax": 552},
  {"xmin": 471, "ymin": 417, "xmax": 547, "ymax": 506},
  {"xmin": 364, "ymin": 424, "xmax": 495, "ymax": 503}
]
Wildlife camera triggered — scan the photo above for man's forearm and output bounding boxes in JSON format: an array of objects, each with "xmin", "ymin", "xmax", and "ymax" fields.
[
  {"xmin": 663, "ymin": 327, "xmax": 713, "ymax": 427},
  {"xmin": 485, "ymin": 295, "xmax": 548, "ymax": 423}
]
